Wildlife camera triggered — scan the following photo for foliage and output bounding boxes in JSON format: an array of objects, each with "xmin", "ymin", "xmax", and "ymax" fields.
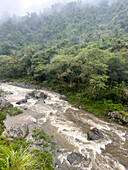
[
  {"xmin": 0, "ymin": 0, "xmax": 128, "ymax": 118},
  {"xmin": 31, "ymin": 128, "xmax": 56, "ymax": 170},
  {"xmin": 0, "ymin": 145, "xmax": 37, "ymax": 170},
  {"xmin": 0, "ymin": 0, "xmax": 128, "ymax": 47}
]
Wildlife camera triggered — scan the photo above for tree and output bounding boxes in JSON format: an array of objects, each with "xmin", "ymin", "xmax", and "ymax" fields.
[{"xmin": 74, "ymin": 48, "xmax": 109, "ymax": 98}]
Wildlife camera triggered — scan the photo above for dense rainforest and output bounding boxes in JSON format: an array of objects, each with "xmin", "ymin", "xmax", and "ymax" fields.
[{"xmin": 0, "ymin": 0, "xmax": 128, "ymax": 117}]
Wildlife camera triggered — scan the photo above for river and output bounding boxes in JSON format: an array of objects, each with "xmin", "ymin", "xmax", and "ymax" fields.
[{"xmin": 0, "ymin": 83, "xmax": 128, "ymax": 170}]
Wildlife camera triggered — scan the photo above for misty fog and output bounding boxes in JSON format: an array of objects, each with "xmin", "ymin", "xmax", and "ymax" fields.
[{"xmin": 0, "ymin": 0, "xmax": 115, "ymax": 20}]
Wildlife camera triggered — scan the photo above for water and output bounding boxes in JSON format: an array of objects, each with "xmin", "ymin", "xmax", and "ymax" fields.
[{"xmin": 0, "ymin": 83, "xmax": 128, "ymax": 170}]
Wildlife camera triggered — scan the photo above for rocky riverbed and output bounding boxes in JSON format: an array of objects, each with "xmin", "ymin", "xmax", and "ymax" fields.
[{"xmin": 0, "ymin": 82, "xmax": 128, "ymax": 170}]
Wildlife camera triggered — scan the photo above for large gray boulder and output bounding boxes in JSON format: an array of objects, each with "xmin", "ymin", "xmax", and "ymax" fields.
[
  {"xmin": 0, "ymin": 97, "xmax": 12, "ymax": 111},
  {"xmin": 87, "ymin": 128, "xmax": 104, "ymax": 140},
  {"xmin": 67, "ymin": 152, "xmax": 86, "ymax": 165},
  {"xmin": 36, "ymin": 92, "xmax": 47, "ymax": 100},
  {"xmin": 6, "ymin": 124, "xmax": 29, "ymax": 139}
]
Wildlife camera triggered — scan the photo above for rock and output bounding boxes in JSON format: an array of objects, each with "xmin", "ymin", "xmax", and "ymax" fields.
[
  {"xmin": 59, "ymin": 95, "xmax": 67, "ymax": 101},
  {"xmin": 25, "ymin": 94, "xmax": 31, "ymax": 99},
  {"xmin": 35, "ymin": 99, "xmax": 45, "ymax": 105},
  {"xmin": 108, "ymin": 111, "xmax": 128, "ymax": 124},
  {"xmin": 36, "ymin": 92, "xmax": 47, "ymax": 100},
  {"xmin": 79, "ymin": 105, "xmax": 83, "ymax": 109},
  {"xmin": 67, "ymin": 152, "xmax": 86, "ymax": 165},
  {"xmin": 0, "ymin": 97, "xmax": 12, "ymax": 111},
  {"xmin": 26, "ymin": 91, "xmax": 36, "ymax": 98},
  {"xmin": 16, "ymin": 98, "xmax": 27, "ymax": 105},
  {"xmin": 6, "ymin": 124, "xmax": 29, "ymax": 139},
  {"xmin": 25, "ymin": 91, "xmax": 47, "ymax": 100},
  {"xmin": 87, "ymin": 128, "xmax": 104, "ymax": 140}
]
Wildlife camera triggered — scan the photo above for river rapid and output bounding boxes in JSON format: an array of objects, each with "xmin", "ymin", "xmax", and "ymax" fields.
[{"xmin": 0, "ymin": 83, "xmax": 128, "ymax": 170}]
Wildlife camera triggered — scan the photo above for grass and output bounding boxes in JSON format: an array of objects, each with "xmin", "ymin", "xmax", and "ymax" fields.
[
  {"xmin": 0, "ymin": 128, "xmax": 56, "ymax": 170},
  {"xmin": 0, "ymin": 145, "xmax": 37, "ymax": 170}
]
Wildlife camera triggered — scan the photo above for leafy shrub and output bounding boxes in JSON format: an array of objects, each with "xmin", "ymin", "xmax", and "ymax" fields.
[{"xmin": 0, "ymin": 145, "xmax": 37, "ymax": 170}]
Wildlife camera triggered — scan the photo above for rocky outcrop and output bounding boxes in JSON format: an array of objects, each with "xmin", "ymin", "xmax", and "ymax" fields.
[
  {"xmin": 87, "ymin": 128, "xmax": 104, "ymax": 140},
  {"xmin": 67, "ymin": 152, "xmax": 86, "ymax": 165},
  {"xmin": 0, "ymin": 97, "xmax": 12, "ymax": 111},
  {"xmin": 108, "ymin": 111, "xmax": 128, "ymax": 125},
  {"xmin": 26, "ymin": 91, "xmax": 47, "ymax": 100},
  {"xmin": 6, "ymin": 124, "xmax": 29, "ymax": 139},
  {"xmin": 36, "ymin": 92, "xmax": 47, "ymax": 100},
  {"xmin": 16, "ymin": 98, "xmax": 27, "ymax": 105},
  {"xmin": 26, "ymin": 91, "xmax": 36, "ymax": 98}
]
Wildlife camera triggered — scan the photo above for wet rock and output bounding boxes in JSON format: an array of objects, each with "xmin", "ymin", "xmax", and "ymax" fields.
[
  {"xmin": 26, "ymin": 91, "xmax": 36, "ymax": 98},
  {"xmin": 16, "ymin": 98, "xmax": 27, "ymax": 105},
  {"xmin": 26, "ymin": 91, "xmax": 47, "ymax": 100},
  {"xmin": 59, "ymin": 95, "xmax": 67, "ymax": 101},
  {"xmin": 1, "ymin": 80, "xmax": 7, "ymax": 83},
  {"xmin": 67, "ymin": 152, "xmax": 86, "ymax": 165},
  {"xmin": 35, "ymin": 99, "xmax": 45, "ymax": 105},
  {"xmin": 25, "ymin": 94, "xmax": 31, "ymax": 99},
  {"xmin": 36, "ymin": 92, "xmax": 47, "ymax": 100},
  {"xmin": 78, "ymin": 105, "xmax": 83, "ymax": 109},
  {"xmin": 6, "ymin": 124, "xmax": 29, "ymax": 139},
  {"xmin": 0, "ymin": 97, "xmax": 12, "ymax": 111},
  {"xmin": 108, "ymin": 111, "xmax": 128, "ymax": 124},
  {"xmin": 87, "ymin": 128, "xmax": 104, "ymax": 140},
  {"xmin": 8, "ymin": 92, "xmax": 13, "ymax": 95}
]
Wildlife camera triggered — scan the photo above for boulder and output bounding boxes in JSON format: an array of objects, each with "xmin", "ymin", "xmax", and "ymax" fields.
[
  {"xmin": 25, "ymin": 94, "xmax": 31, "ymax": 99},
  {"xmin": 36, "ymin": 92, "xmax": 47, "ymax": 100},
  {"xmin": 108, "ymin": 111, "xmax": 128, "ymax": 124},
  {"xmin": 16, "ymin": 98, "xmax": 27, "ymax": 105},
  {"xmin": 6, "ymin": 124, "xmax": 29, "ymax": 139},
  {"xmin": 26, "ymin": 91, "xmax": 36, "ymax": 98},
  {"xmin": 67, "ymin": 152, "xmax": 86, "ymax": 165},
  {"xmin": 35, "ymin": 99, "xmax": 45, "ymax": 105},
  {"xmin": 25, "ymin": 91, "xmax": 47, "ymax": 100},
  {"xmin": 0, "ymin": 98, "xmax": 12, "ymax": 111},
  {"xmin": 59, "ymin": 95, "xmax": 67, "ymax": 101},
  {"xmin": 87, "ymin": 128, "xmax": 104, "ymax": 140}
]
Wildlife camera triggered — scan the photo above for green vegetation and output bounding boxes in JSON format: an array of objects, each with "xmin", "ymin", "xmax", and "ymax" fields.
[
  {"xmin": 0, "ymin": 0, "xmax": 128, "ymax": 168},
  {"xmin": 0, "ymin": 145, "xmax": 37, "ymax": 170},
  {"xmin": 0, "ymin": 0, "xmax": 128, "ymax": 118},
  {"xmin": 0, "ymin": 106, "xmax": 55, "ymax": 169},
  {"xmin": 0, "ymin": 89, "xmax": 7, "ymax": 97},
  {"xmin": 0, "ymin": 129, "xmax": 56, "ymax": 170},
  {"xmin": 31, "ymin": 128, "xmax": 56, "ymax": 169}
]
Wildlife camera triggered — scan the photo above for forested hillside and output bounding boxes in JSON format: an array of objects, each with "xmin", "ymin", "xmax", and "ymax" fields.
[
  {"xmin": 0, "ymin": 0, "xmax": 128, "ymax": 48},
  {"xmin": 0, "ymin": 0, "xmax": 128, "ymax": 119}
]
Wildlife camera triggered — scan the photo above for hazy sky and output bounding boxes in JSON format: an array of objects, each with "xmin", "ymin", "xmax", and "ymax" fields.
[
  {"xmin": 0, "ymin": 0, "xmax": 68, "ymax": 16},
  {"xmin": 0, "ymin": 0, "xmax": 106, "ymax": 18}
]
